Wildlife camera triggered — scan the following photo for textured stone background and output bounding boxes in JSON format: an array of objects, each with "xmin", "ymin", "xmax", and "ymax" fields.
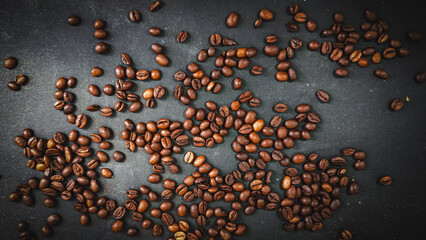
[{"xmin": 0, "ymin": 0, "xmax": 425, "ymax": 239}]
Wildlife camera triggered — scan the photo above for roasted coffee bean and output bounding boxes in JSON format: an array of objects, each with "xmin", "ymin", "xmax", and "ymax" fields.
[
  {"xmin": 75, "ymin": 114, "xmax": 88, "ymax": 129},
  {"xmin": 210, "ymin": 33, "xmax": 222, "ymax": 46},
  {"xmin": 251, "ymin": 65, "xmax": 263, "ymax": 75},
  {"xmin": 8, "ymin": 81, "xmax": 20, "ymax": 91},
  {"xmin": 321, "ymin": 42, "xmax": 332, "ymax": 55},
  {"xmin": 129, "ymin": 10, "xmax": 140, "ymax": 22},
  {"xmin": 155, "ymin": 54, "xmax": 169, "ymax": 67},
  {"xmin": 415, "ymin": 71, "xmax": 426, "ymax": 84},
  {"xmin": 407, "ymin": 30, "xmax": 422, "ymax": 42},
  {"xmin": 306, "ymin": 20, "xmax": 318, "ymax": 32},
  {"xmin": 4, "ymin": 56, "xmax": 18, "ymax": 70},
  {"xmin": 149, "ymin": 27, "xmax": 162, "ymax": 36},
  {"xmin": 379, "ymin": 176, "xmax": 392, "ymax": 186},
  {"xmin": 14, "ymin": 74, "xmax": 27, "ymax": 85},
  {"xmin": 150, "ymin": 1, "xmax": 163, "ymax": 11},
  {"xmin": 374, "ymin": 69, "xmax": 389, "ymax": 79},
  {"xmin": 177, "ymin": 31, "xmax": 188, "ymax": 43},
  {"xmin": 226, "ymin": 12, "xmax": 239, "ymax": 28},
  {"xmin": 382, "ymin": 48, "xmax": 396, "ymax": 59},
  {"xmin": 316, "ymin": 90, "xmax": 330, "ymax": 103},
  {"xmin": 68, "ymin": 15, "xmax": 80, "ymax": 26},
  {"xmin": 94, "ymin": 29, "xmax": 107, "ymax": 39},
  {"xmin": 334, "ymin": 68, "xmax": 348, "ymax": 78},
  {"xmin": 274, "ymin": 103, "xmax": 288, "ymax": 112},
  {"xmin": 294, "ymin": 12, "xmax": 307, "ymax": 23},
  {"xmin": 95, "ymin": 42, "xmax": 108, "ymax": 54},
  {"xmin": 286, "ymin": 22, "xmax": 298, "ymax": 32},
  {"xmin": 390, "ymin": 98, "xmax": 404, "ymax": 111},
  {"xmin": 259, "ymin": 8, "xmax": 274, "ymax": 21}
]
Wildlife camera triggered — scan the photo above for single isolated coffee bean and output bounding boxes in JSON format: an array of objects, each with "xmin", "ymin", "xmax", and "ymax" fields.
[
  {"xmin": 226, "ymin": 12, "xmax": 239, "ymax": 28},
  {"xmin": 379, "ymin": 176, "xmax": 392, "ymax": 186},
  {"xmin": 177, "ymin": 31, "xmax": 188, "ymax": 43},
  {"xmin": 374, "ymin": 69, "xmax": 389, "ymax": 79},
  {"xmin": 390, "ymin": 98, "xmax": 404, "ymax": 111},
  {"xmin": 316, "ymin": 90, "xmax": 330, "ymax": 103},
  {"xmin": 407, "ymin": 30, "xmax": 422, "ymax": 42},
  {"xmin": 129, "ymin": 10, "xmax": 141, "ymax": 22},
  {"xmin": 414, "ymin": 71, "xmax": 425, "ymax": 83},
  {"xmin": 68, "ymin": 15, "xmax": 81, "ymax": 26},
  {"xmin": 4, "ymin": 57, "xmax": 18, "ymax": 69}
]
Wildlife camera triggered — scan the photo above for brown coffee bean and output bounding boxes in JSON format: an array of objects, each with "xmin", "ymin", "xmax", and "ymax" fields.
[
  {"xmin": 226, "ymin": 12, "xmax": 239, "ymax": 28},
  {"xmin": 129, "ymin": 10, "xmax": 140, "ymax": 22},
  {"xmin": 177, "ymin": 31, "xmax": 188, "ymax": 43},
  {"xmin": 379, "ymin": 176, "xmax": 392, "ymax": 186},
  {"xmin": 210, "ymin": 33, "xmax": 222, "ymax": 46},
  {"xmin": 374, "ymin": 69, "xmax": 389, "ymax": 79},
  {"xmin": 390, "ymin": 98, "xmax": 404, "ymax": 111}
]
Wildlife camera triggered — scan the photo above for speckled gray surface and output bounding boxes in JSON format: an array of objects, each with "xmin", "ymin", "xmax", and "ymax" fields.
[{"xmin": 0, "ymin": 0, "xmax": 425, "ymax": 239}]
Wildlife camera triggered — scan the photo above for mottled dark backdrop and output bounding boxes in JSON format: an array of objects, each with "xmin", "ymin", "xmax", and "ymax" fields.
[{"xmin": 0, "ymin": 0, "xmax": 425, "ymax": 239}]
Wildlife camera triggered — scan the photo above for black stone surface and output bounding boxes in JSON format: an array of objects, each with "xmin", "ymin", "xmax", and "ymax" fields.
[{"xmin": 0, "ymin": 0, "xmax": 425, "ymax": 239}]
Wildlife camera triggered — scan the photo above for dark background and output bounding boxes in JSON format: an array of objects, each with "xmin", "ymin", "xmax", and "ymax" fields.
[{"xmin": 1, "ymin": 0, "xmax": 425, "ymax": 239}]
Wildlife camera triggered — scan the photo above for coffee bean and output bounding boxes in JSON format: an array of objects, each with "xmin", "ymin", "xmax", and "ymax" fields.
[
  {"xmin": 307, "ymin": 41, "xmax": 320, "ymax": 51},
  {"xmin": 259, "ymin": 9, "xmax": 274, "ymax": 21},
  {"xmin": 75, "ymin": 114, "xmax": 88, "ymax": 129},
  {"xmin": 286, "ymin": 22, "xmax": 298, "ymax": 32},
  {"xmin": 4, "ymin": 57, "xmax": 17, "ymax": 69},
  {"xmin": 306, "ymin": 20, "xmax": 318, "ymax": 32},
  {"xmin": 251, "ymin": 65, "xmax": 263, "ymax": 75},
  {"xmin": 94, "ymin": 29, "xmax": 107, "ymax": 39},
  {"xmin": 68, "ymin": 15, "xmax": 80, "ymax": 26},
  {"xmin": 95, "ymin": 42, "xmax": 108, "ymax": 54},
  {"xmin": 101, "ymin": 168, "xmax": 113, "ymax": 178},
  {"xmin": 8, "ymin": 81, "xmax": 20, "ymax": 91},
  {"xmin": 14, "ymin": 74, "xmax": 26, "ymax": 85},
  {"xmin": 415, "ymin": 71, "xmax": 425, "ymax": 83},
  {"xmin": 274, "ymin": 103, "xmax": 288, "ymax": 112},
  {"xmin": 88, "ymin": 84, "xmax": 100, "ymax": 96},
  {"xmin": 226, "ymin": 12, "xmax": 239, "ymax": 28},
  {"xmin": 94, "ymin": 19, "xmax": 105, "ymax": 29},
  {"xmin": 382, "ymin": 48, "xmax": 396, "ymax": 59},
  {"xmin": 321, "ymin": 42, "xmax": 332, "ymax": 55},
  {"xmin": 334, "ymin": 68, "xmax": 348, "ymax": 78},
  {"xmin": 149, "ymin": 27, "xmax": 162, "ymax": 36},
  {"xmin": 222, "ymin": 37, "xmax": 237, "ymax": 46},
  {"xmin": 46, "ymin": 214, "xmax": 62, "ymax": 225},
  {"xmin": 129, "ymin": 10, "xmax": 141, "ymax": 22},
  {"xmin": 374, "ymin": 69, "xmax": 389, "ymax": 79},
  {"xmin": 316, "ymin": 90, "xmax": 330, "ymax": 103},
  {"xmin": 390, "ymin": 98, "xmax": 404, "ymax": 111},
  {"xmin": 379, "ymin": 176, "xmax": 392, "ymax": 186},
  {"xmin": 177, "ymin": 30, "xmax": 188, "ymax": 43},
  {"xmin": 41, "ymin": 224, "xmax": 53, "ymax": 237},
  {"xmin": 147, "ymin": 0, "xmax": 163, "ymax": 11},
  {"xmin": 347, "ymin": 181, "xmax": 359, "ymax": 195},
  {"xmin": 155, "ymin": 54, "xmax": 169, "ymax": 67},
  {"xmin": 294, "ymin": 12, "xmax": 307, "ymax": 23},
  {"xmin": 210, "ymin": 33, "xmax": 222, "ymax": 46},
  {"xmin": 407, "ymin": 30, "xmax": 422, "ymax": 42},
  {"xmin": 253, "ymin": 18, "xmax": 263, "ymax": 28},
  {"xmin": 101, "ymin": 107, "xmax": 114, "ymax": 117}
]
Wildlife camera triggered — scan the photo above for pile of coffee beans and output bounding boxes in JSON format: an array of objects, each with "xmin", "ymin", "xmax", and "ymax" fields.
[
  {"xmin": 309, "ymin": 8, "xmax": 411, "ymax": 80},
  {"xmin": 286, "ymin": 3, "xmax": 318, "ymax": 33},
  {"xmin": 7, "ymin": 2, "xmax": 423, "ymax": 239}
]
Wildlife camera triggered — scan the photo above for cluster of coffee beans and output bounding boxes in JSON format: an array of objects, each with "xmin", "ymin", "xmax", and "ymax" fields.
[
  {"xmin": 286, "ymin": 3, "xmax": 318, "ymax": 33},
  {"xmin": 263, "ymin": 35, "xmax": 300, "ymax": 82},
  {"xmin": 53, "ymin": 77, "xmax": 90, "ymax": 128},
  {"xmin": 10, "ymin": 128, "xmax": 144, "ymax": 237},
  {"xmin": 92, "ymin": 19, "xmax": 110, "ymax": 54},
  {"xmin": 174, "ymin": 47, "xmax": 259, "ymax": 105},
  {"xmin": 308, "ymin": 9, "xmax": 413, "ymax": 79},
  {"xmin": 16, "ymin": 221, "xmax": 35, "ymax": 239},
  {"xmin": 209, "ymin": 33, "xmax": 237, "ymax": 46},
  {"xmin": 3, "ymin": 56, "xmax": 28, "ymax": 91}
]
